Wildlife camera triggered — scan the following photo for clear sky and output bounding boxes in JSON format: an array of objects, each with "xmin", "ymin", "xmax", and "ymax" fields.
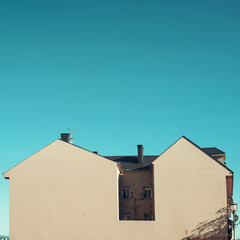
[{"xmin": 0, "ymin": 0, "xmax": 240, "ymax": 237}]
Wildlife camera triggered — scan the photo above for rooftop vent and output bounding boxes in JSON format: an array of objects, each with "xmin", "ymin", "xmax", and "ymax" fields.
[{"xmin": 137, "ymin": 145, "xmax": 144, "ymax": 164}]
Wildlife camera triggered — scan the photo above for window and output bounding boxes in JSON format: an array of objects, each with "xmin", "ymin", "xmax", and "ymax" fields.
[
  {"xmin": 122, "ymin": 213, "xmax": 131, "ymax": 220},
  {"xmin": 144, "ymin": 213, "xmax": 153, "ymax": 221},
  {"xmin": 122, "ymin": 187, "xmax": 131, "ymax": 198},
  {"xmin": 143, "ymin": 187, "xmax": 152, "ymax": 198}
]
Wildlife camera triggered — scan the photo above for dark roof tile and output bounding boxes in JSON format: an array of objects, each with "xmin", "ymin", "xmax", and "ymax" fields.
[
  {"xmin": 104, "ymin": 155, "xmax": 159, "ymax": 171},
  {"xmin": 201, "ymin": 147, "xmax": 225, "ymax": 156}
]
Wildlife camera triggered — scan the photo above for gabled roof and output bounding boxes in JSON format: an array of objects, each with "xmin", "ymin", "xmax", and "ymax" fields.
[
  {"xmin": 3, "ymin": 136, "xmax": 233, "ymax": 178},
  {"xmin": 105, "ymin": 136, "xmax": 232, "ymax": 173},
  {"xmin": 152, "ymin": 136, "xmax": 233, "ymax": 174},
  {"xmin": 182, "ymin": 136, "xmax": 232, "ymax": 173},
  {"xmin": 105, "ymin": 156, "xmax": 158, "ymax": 171},
  {"xmin": 3, "ymin": 139, "xmax": 120, "ymax": 179}
]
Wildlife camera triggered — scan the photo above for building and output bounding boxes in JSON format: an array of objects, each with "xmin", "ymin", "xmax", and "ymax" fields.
[{"xmin": 3, "ymin": 135, "xmax": 234, "ymax": 240}]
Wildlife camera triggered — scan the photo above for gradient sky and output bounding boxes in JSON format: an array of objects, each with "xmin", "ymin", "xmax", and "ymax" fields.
[{"xmin": 0, "ymin": 0, "xmax": 240, "ymax": 237}]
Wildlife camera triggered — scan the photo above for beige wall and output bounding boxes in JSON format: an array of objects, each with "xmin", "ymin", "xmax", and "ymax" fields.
[
  {"xmin": 153, "ymin": 137, "xmax": 232, "ymax": 240},
  {"xmin": 5, "ymin": 140, "xmax": 120, "ymax": 240},
  {"xmin": 4, "ymin": 137, "xmax": 232, "ymax": 240}
]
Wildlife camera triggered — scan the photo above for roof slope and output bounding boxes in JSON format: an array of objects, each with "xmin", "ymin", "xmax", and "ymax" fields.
[
  {"xmin": 152, "ymin": 136, "xmax": 233, "ymax": 174},
  {"xmin": 3, "ymin": 136, "xmax": 232, "ymax": 177},
  {"xmin": 105, "ymin": 155, "xmax": 159, "ymax": 171},
  {"xmin": 106, "ymin": 136, "xmax": 232, "ymax": 173},
  {"xmin": 3, "ymin": 139, "xmax": 119, "ymax": 179},
  {"xmin": 201, "ymin": 147, "xmax": 225, "ymax": 156},
  {"xmin": 182, "ymin": 136, "xmax": 232, "ymax": 173}
]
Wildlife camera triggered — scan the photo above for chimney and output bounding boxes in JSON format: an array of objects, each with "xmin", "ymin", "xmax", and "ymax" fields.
[
  {"xmin": 137, "ymin": 145, "xmax": 144, "ymax": 164},
  {"xmin": 61, "ymin": 133, "xmax": 70, "ymax": 143}
]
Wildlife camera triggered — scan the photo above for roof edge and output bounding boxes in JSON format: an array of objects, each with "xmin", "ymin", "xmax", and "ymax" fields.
[
  {"xmin": 3, "ymin": 139, "xmax": 60, "ymax": 179},
  {"xmin": 153, "ymin": 136, "xmax": 233, "ymax": 174},
  {"xmin": 182, "ymin": 136, "xmax": 233, "ymax": 174},
  {"xmin": 4, "ymin": 139, "xmax": 120, "ymax": 179},
  {"xmin": 152, "ymin": 136, "xmax": 184, "ymax": 164},
  {"xmin": 58, "ymin": 139, "xmax": 120, "ymax": 168}
]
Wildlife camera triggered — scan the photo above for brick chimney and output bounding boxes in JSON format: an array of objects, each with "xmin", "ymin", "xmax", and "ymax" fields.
[{"xmin": 137, "ymin": 145, "xmax": 144, "ymax": 164}]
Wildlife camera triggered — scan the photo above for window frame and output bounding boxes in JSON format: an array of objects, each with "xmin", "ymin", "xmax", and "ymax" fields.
[
  {"xmin": 121, "ymin": 186, "xmax": 131, "ymax": 198},
  {"xmin": 143, "ymin": 187, "xmax": 152, "ymax": 199}
]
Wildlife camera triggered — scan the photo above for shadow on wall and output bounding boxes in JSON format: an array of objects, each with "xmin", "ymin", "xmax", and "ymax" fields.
[{"xmin": 181, "ymin": 207, "xmax": 229, "ymax": 240}]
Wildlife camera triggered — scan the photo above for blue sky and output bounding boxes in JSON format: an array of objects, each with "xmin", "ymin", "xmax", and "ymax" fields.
[{"xmin": 0, "ymin": 0, "xmax": 240, "ymax": 236}]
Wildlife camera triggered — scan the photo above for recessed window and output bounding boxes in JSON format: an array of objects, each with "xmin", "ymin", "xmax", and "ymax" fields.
[
  {"xmin": 122, "ymin": 187, "xmax": 131, "ymax": 198},
  {"xmin": 144, "ymin": 213, "xmax": 153, "ymax": 221},
  {"xmin": 143, "ymin": 187, "xmax": 152, "ymax": 198}
]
